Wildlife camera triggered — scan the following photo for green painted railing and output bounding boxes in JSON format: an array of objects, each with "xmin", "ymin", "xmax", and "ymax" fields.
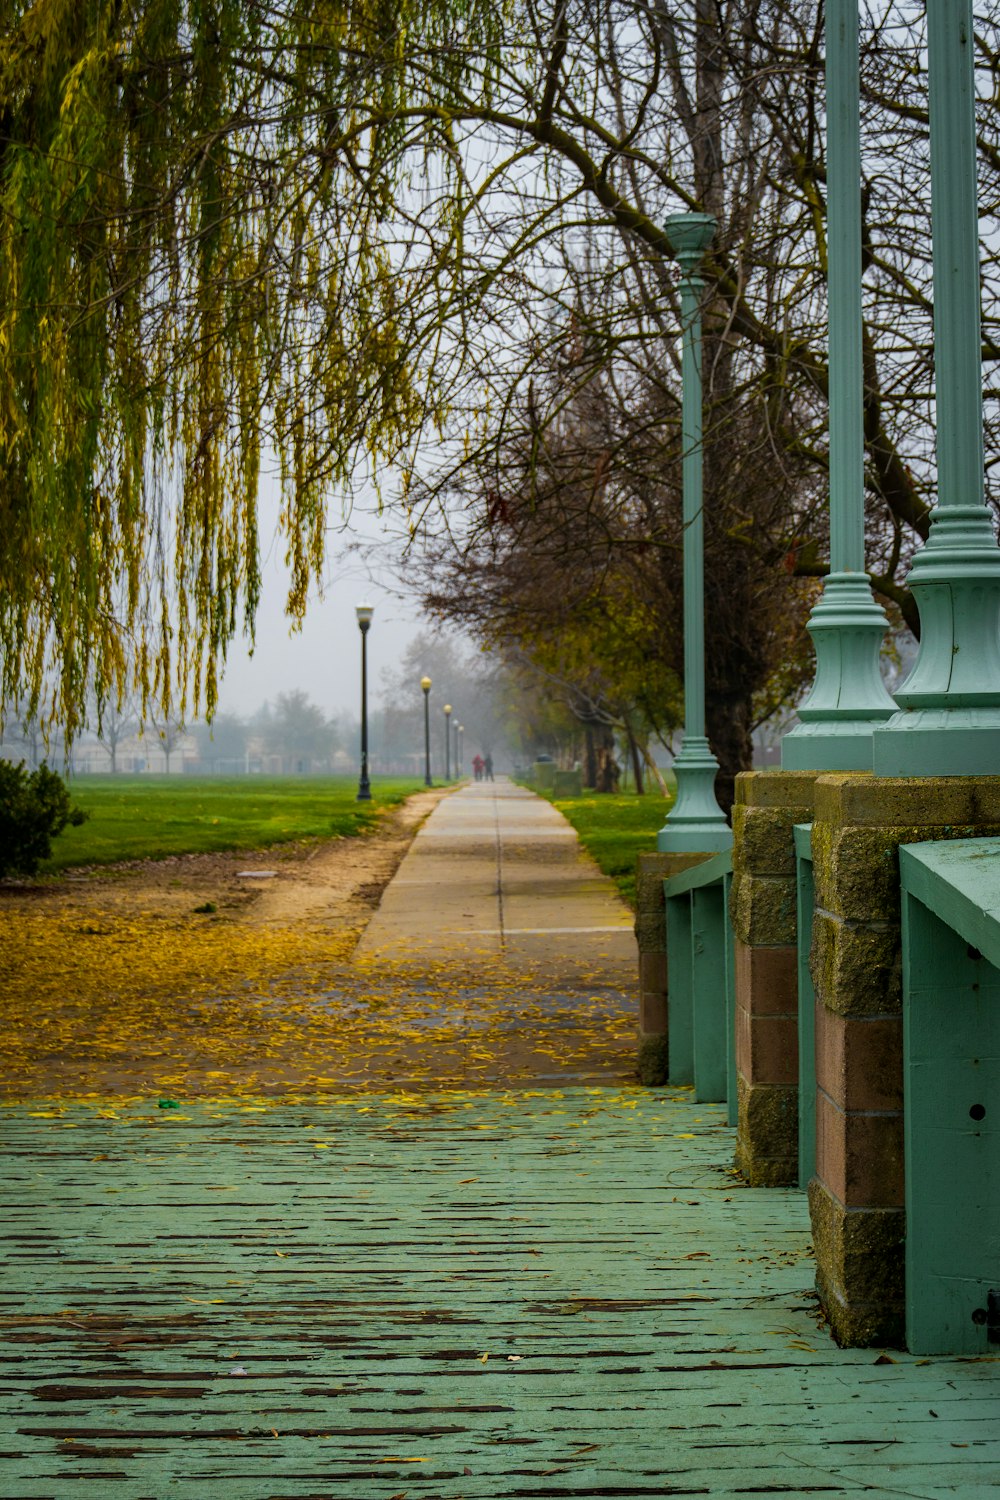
[
  {"xmin": 661, "ymin": 820, "xmax": 999, "ymax": 1357},
  {"xmin": 663, "ymin": 852, "xmax": 735, "ymax": 1118},
  {"xmin": 793, "ymin": 824, "xmax": 816, "ymax": 1190},
  {"xmin": 899, "ymin": 839, "xmax": 1000, "ymax": 1356}
]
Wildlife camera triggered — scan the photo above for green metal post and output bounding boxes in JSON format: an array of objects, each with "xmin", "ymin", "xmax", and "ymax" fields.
[
  {"xmin": 691, "ymin": 884, "xmax": 728, "ymax": 1103},
  {"xmin": 722, "ymin": 868, "xmax": 737, "ymax": 1127},
  {"xmin": 781, "ymin": 0, "xmax": 895, "ymax": 771},
  {"xmin": 872, "ymin": 0, "xmax": 1000, "ymax": 774},
  {"xmin": 657, "ymin": 213, "xmax": 732, "ymax": 853},
  {"xmin": 355, "ymin": 605, "xmax": 374, "ymax": 801},
  {"xmin": 665, "ymin": 893, "xmax": 695, "ymax": 1085},
  {"xmin": 421, "ymin": 677, "xmax": 432, "ymax": 787},
  {"xmin": 793, "ymin": 823, "xmax": 816, "ymax": 1190}
]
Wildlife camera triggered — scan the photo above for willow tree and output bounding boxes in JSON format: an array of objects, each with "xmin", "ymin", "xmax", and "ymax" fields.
[
  {"xmin": 4, "ymin": 0, "xmax": 1000, "ymax": 753},
  {"xmin": 0, "ymin": 0, "xmax": 499, "ymax": 736}
]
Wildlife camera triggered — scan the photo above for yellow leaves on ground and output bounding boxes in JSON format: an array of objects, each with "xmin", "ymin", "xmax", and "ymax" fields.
[
  {"xmin": 2, "ymin": 905, "xmax": 358, "ymax": 1009},
  {"xmin": 0, "ymin": 905, "xmax": 360, "ymax": 1096},
  {"xmin": 0, "ymin": 904, "xmax": 638, "ymax": 1098}
]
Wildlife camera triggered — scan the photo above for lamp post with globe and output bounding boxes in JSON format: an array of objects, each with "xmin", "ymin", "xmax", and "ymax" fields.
[
  {"xmin": 355, "ymin": 604, "xmax": 374, "ymax": 801},
  {"xmin": 421, "ymin": 676, "xmax": 433, "ymax": 786}
]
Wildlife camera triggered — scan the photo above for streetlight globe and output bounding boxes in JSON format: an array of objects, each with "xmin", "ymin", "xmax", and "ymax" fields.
[
  {"xmin": 444, "ymin": 703, "xmax": 452, "ymax": 715},
  {"xmin": 421, "ymin": 676, "xmax": 432, "ymax": 693},
  {"xmin": 355, "ymin": 603, "xmax": 374, "ymax": 628}
]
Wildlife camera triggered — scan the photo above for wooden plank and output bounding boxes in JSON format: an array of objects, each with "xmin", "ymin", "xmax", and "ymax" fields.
[
  {"xmin": 1, "ymin": 1088, "xmax": 997, "ymax": 1498},
  {"xmin": 902, "ymin": 890, "xmax": 1000, "ymax": 1354},
  {"xmin": 665, "ymin": 899, "xmax": 694, "ymax": 1085},
  {"xmin": 796, "ymin": 834, "xmax": 816, "ymax": 1190},
  {"xmin": 662, "ymin": 851, "xmax": 733, "ymax": 899},
  {"xmin": 691, "ymin": 885, "xmax": 728, "ymax": 1103},
  {"xmin": 900, "ymin": 837, "xmax": 1000, "ymax": 969}
]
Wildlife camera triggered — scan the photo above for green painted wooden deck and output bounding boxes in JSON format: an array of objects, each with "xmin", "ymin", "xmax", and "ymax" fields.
[{"xmin": 3, "ymin": 1086, "xmax": 998, "ymax": 1499}]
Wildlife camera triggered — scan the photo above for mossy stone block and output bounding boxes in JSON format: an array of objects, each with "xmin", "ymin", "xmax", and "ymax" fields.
[
  {"xmin": 811, "ymin": 911, "xmax": 901, "ymax": 1018},
  {"xmin": 734, "ymin": 1075, "xmax": 797, "ymax": 1185},
  {"xmin": 730, "ymin": 871, "xmax": 797, "ymax": 947},
  {"xmin": 813, "ymin": 773, "xmax": 989, "ymax": 828},
  {"xmin": 808, "ymin": 1178, "xmax": 905, "ymax": 1347},
  {"xmin": 735, "ymin": 769, "xmax": 819, "ymax": 809},
  {"xmin": 815, "ymin": 821, "xmax": 1000, "ymax": 923},
  {"xmin": 635, "ymin": 852, "xmax": 705, "ymax": 911},
  {"xmin": 732, "ymin": 804, "xmax": 804, "ymax": 878},
  {"xmin": 637, "ymin": 1033, "xmax": 669, "ymax": 1087},
  {"xmin": 635, "ymin": 853, "xmax": 712, "ymax": 952},
  {"xmin": 634, "ymin": 909, "xmax": 667, "ymax": 954},
  {"xmin": 816, "ymin": 825, "xmax": 904, "ymax": 924}
]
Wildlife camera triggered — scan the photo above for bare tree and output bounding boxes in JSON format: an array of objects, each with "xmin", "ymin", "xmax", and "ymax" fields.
[
  {"xmin": 93, "ymin": 697, "xmax": 137, "ymax": 775},
  {"xmin": 150, "ymin": 714, "xmax": 188, "ymax": 775}
]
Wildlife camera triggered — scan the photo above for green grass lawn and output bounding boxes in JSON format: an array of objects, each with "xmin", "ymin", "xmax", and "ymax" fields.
[
  {"xmin": 42, "ymin": 775, "xmax": 426, "ymax": 872},
  {"xmin": 541, "ymin": 785, "xmax": 676, "ymax": 909}
]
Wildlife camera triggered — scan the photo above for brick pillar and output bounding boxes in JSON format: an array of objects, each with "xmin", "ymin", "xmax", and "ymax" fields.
[
  {"xmin": 810, "ymin": 774, "xmax": 1000, "ymax": 1346},
  {"xmin": 730, "ymin": 771, "xmax": 817, "ymax": 1185},
  {"xmin": 635, "ymin": 851, "xmax": 713, "ymax": 1085}
]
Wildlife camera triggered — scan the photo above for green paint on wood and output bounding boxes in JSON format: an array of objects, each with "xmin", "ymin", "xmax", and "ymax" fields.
[
  {"xmin": 723, "ymin": 870, "xmax": 737, "ymax": 1128},
  {"xmin": 2, "ymin": 1088, "xmax": 997, "ymax": 1497},
  {"xmin": 665, "ymin": 895, "xmax": 694, "ymax": 1085},
  {"xmin": 795, "ymin": 824, "xmax": 817, "ymax": 1190},
  {"xmin": 901, "ymin": 841, "xmax": 1000, "ymax": 1355},
  {"xmin": 692, "ymin": 883, "xmax": 728, "ymax": 1104}
]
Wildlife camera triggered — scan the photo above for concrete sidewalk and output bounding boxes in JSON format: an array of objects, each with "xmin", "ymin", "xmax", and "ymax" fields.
[{"xmin": 354, "ymin": 777, "xmax": 635, "ymax": 980}]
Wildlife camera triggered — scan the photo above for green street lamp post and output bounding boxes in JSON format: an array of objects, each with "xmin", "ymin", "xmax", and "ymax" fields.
[
  {"xmin": 872, "ymin": 0, "xmax": 1000, "ymax": 775},
  {"xmin": 781, "ymin": 0, "xmax": 896, "ymax": 770},
  {"xmin": 421, "ymin": 676, "xmax": 433, "ymax": 786},
  {"xmin": 457, "ymin": 724, "xmax": 464, "ymax": 778},
  {"xmin": 657, "ymin": 212, "xmax": 732, "ymax": 853},
  {"xmin": 355, "ymin": 603, "xmax": 374, "ymax": 801},
  {"xmin": 443, "ymin": 703, "xmax": 452, "ymax": 781}
]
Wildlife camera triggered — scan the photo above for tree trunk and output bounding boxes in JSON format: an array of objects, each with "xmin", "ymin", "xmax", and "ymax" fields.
[
  {"xmin": 705, "ymin": 690, "xmax": 753, "ymax": 819},
  {"xmin": 583, "ymin": 725, "xmax": 598, "ymax": 789},
  {"xmin": 639, "ymin": 741, "xmax": 671, "ymax": 797},
  {"xmin": 624, "ymin": 716, "xmax": 645, "ymax": 795},
  {"xmin": 594, "ymin": 722, "xmax": 620, "ymax": 793}
]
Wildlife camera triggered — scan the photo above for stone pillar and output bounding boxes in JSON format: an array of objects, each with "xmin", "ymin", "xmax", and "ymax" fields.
[
  {"xmin": 730, "ymin": 771, "xmax": 818, "ymax": 1184},
  {"xmin": 809, "ymin": 773, "xmax": 1000, "ymax": 1346},
  {"xmin": 635, "ymin": 850, "xmax": 713, "ymax": 1085}
]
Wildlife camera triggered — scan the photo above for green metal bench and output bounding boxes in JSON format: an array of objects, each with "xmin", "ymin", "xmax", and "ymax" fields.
[
  {"xmin": 899, "ymin": 838, "xmax": 1000, "ymax": 1355},
  {"xmin": 663, "ymin": 851, "xmax": 735, "ymax": 1117}
]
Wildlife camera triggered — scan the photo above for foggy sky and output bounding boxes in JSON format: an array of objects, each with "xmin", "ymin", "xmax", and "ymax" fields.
[{"xmin": 215, "ymin": 485, "xmax": 444, "ymax": 719}]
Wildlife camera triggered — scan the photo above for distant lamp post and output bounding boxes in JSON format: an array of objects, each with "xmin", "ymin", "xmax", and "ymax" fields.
[
  {"xmin": 421, "ymin": 676, "xmax": 433, "ymax": 787},
  {"xmin": 457, "ymin": 724, "xmax": 464, "ymax": 778},
  {"xmin": 657, "ymin": 212, "xmax": 732, "ymax": 853},
  {"xmin": 443, "ymin": 703, "xmax": 452, "ymax": 781},
  {"xmin": 355, "ymin": 603, "xmax": 374, "ymax": 801}
]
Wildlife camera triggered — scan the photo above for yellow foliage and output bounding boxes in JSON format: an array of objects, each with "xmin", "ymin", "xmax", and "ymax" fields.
[{"xmin": 0, "ymin": 910, "xmax": 636, "ymax": 1099}]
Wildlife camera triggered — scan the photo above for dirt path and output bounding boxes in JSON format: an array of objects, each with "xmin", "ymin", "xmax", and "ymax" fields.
[{"xmin": 8, "ymin": 785, "xmax": 449, "ymax": 933}]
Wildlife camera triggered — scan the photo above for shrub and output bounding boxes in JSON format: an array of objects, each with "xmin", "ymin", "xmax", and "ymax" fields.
[{"xmin": 0, "ymin": 761, "xmax": 88, "ymax": 878}]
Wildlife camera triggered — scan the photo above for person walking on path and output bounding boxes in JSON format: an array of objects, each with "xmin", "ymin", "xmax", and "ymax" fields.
[
  {"xmin": 472, "ymin": 753, "xmax": 485, "ymax": 782},
  {"xmin": 483, "ymin": 752, "xmax": 494, "ymax": 781}
]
